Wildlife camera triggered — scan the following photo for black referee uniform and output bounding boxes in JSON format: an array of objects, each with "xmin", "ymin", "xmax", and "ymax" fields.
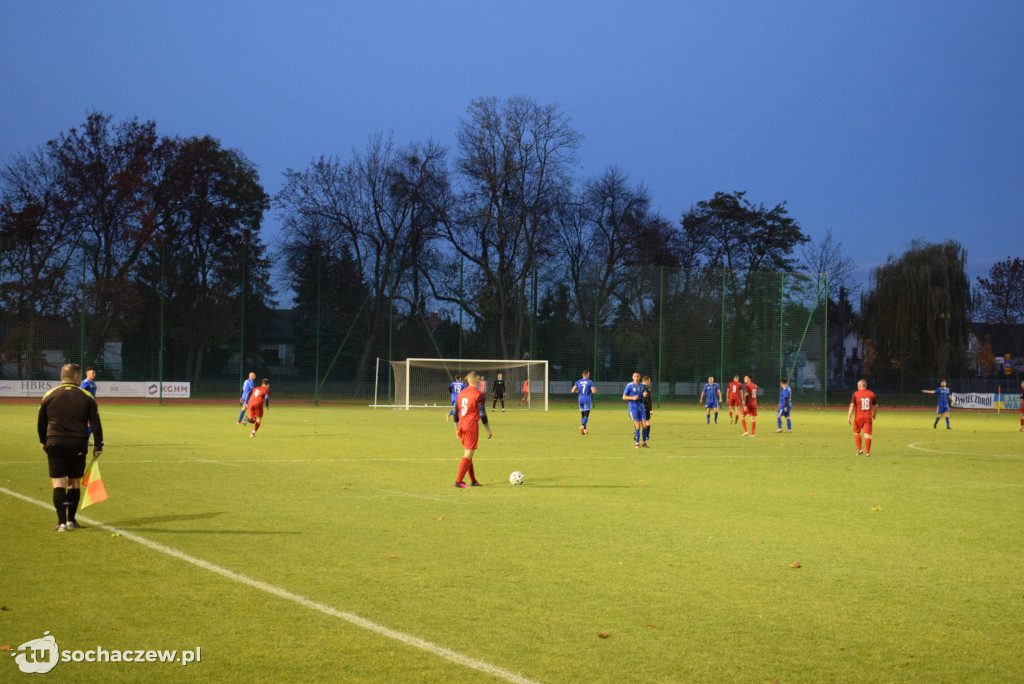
[{"xmin": 38, "ymin": 382, "xmax": 103, "ymax": 528}]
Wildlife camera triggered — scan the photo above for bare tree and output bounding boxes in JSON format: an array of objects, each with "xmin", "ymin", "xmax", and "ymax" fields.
[
  {"xmin": 975, "ymin": 257, "xmax": 1024, "ymax": 324},
  {"xmin": 801, "ymin": 228, "xmax": 857, "ymax": 296},
  {"xmin": 557, "ymin": 167, "xmax": 647, "ymax": 325},
  {"xmin": 447, "ymin": 96, "xmax": 582, "ymax": 359},
  {"xmin": 0, "ymin": 147, "xmax": 80, "ymax": 376},
  {"xmin": 276, "ymin": 134, "xmax": 450, "ymax": 387}
]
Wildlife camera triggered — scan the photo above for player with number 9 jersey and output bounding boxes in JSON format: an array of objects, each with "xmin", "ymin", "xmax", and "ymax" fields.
[{"xmin": 453, "ymin": 371, "xmax": 492, "ymax": 488}]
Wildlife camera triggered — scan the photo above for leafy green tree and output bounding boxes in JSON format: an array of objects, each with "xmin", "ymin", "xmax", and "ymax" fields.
[
  {"xmin": 135, "ymin": 135, "xmax": 271, "ymax": 383},
  {"xmin": 284, "ymin": 239, "xmax": 367, "ymax": 386},
  {"xmin": 679, "ymin": 191, "xmax": 808, "ymax": 275},
  {"xmin": 860, "ymin": 240, "xmax": 971, "ymax": 384},
  {"xmin": 46, "ymin": 112, "xmax": 167, "ymax": 363}
]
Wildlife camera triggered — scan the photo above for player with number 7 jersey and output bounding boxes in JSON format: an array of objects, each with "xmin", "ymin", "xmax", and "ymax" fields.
[{"xmin": 847, "ymin": 379, "xmax": 877, "ymax": 456}]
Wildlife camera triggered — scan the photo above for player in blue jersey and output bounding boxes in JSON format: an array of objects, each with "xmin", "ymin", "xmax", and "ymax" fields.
[
  {"xmin": 237, "ymin": 372, "xmax": 256, "ymax": 424},
  {"xmin": 447, "ymin": 374, "xmax": 466, "ymax": 422},
  {"xmin": 776, "ymin": 378, "xmax": 792, "ymax": 433},
  {"xmin": 699, "ymin": 376, "xmax": 722, "ymax": 424},
  {"xmin": 622, "ymin": 371, "xmax": 648, "ymax": 448},
  {"xmin": 922, "ymin": 380, "xmax": 952, "ymax": 429},
  {"xmin": 80, "ymin": 366, "xmax": 98, "ymax": 441},
  {"xmin": 572, "ymin": 370, "xmax": 597, "ymax": 434},
  {"xmin": 80, "ymin": 367, "xmax": 98, "ymax": 397}
]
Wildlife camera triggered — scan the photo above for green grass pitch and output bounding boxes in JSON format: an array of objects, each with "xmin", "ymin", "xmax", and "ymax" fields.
[{"xmin": 2, "ymin": 402, "xmax": 1023, "ymax": 682}]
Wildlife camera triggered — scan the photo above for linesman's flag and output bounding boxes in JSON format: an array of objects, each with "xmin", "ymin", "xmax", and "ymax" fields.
[{"xmin": 80, "ymin": 457, "xmax": 108, "ymax": 509}]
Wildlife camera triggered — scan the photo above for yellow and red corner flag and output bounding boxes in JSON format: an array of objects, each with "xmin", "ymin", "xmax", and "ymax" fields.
[{"xmin": 79, "ymin": 457, "xmax": 107, "ymax": 509}]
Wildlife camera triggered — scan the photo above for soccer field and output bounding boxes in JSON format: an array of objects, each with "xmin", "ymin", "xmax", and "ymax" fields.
[{"xmin": 3, "ymin": 403, "xmax": 1023, "ymax": 682}]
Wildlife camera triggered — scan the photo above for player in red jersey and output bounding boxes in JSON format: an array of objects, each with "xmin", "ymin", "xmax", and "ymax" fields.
[
  {"xmin": 454, "ymin": 371, "xmax": 492, "ymax": 488},
  {"xmin": 740, "ymin": 375, "xmax": 758, "ymax": 436},
  {"xmin": 847, "ymin": 378, "xmax": 877, "ymax": 456},
  {"xmin": 248, "ymin": 379, "xmax": 270, "ymax": 437},
  {"xmin": 726, "ymin": 375, "xmax": 743, "ymax": 424}
]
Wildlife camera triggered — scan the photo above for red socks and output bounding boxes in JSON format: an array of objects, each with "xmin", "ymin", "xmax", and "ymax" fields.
[
  {"xmin": 456, "ymin": 457, "xmax": 471, "ymax": 483},
  {"xmin": 468, "ymin": 461, "xmax": 477, "ymax": 484}
]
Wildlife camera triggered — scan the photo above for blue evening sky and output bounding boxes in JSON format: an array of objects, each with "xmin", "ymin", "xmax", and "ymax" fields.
[{"xmin": 3, "ymin": 1, "xmax": 1022, "ymax": 298}]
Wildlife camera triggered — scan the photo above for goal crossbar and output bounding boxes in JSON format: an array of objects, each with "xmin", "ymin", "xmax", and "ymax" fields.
[{"xmin": 373, "ymin": 358, "xmax": 549, "ymax": 411}]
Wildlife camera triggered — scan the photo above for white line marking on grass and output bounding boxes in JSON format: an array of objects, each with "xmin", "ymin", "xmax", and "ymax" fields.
[
  {"xmin": 377, "ymin": 489, "xmax": 471, "ymax": 504},
  {"xmin": 104, "ymin": 411, "xmax": 154, "ymax": 418},
  {"xmin": 0, "ymin": 486, "xmax": 540, "ymax": 684},
  {"xmin": 184, "ymin": 455, "xmax": 242, "ymax": 467},
  {"xmin": 926, "ymin": 482, "xmax": 1024, "ymax": 489},
  {"xmin": 908, "ymin": 441, "xmax": 1022, "ymax": 458}
]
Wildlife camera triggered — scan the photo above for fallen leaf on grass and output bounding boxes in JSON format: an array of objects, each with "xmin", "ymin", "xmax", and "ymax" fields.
[
  {"xmin": 389, "ymin": 555, "xmax": 397, "ymax": 558},
  {"xmin": 0, "ymin": 645, "xmax": 11, "ymax": 651},
  {"xmin": 597, "ymin": 633, "xmax": 610, "ymax": 639},
  {"xmin": 437, "ymin": 516, "xmax": 445, "ymax": 520},
  {"xmin": 111, "ymin": 533, "xmax": 120, "ymax": 537},
  {"xmin": 790, "ymin": 561, "xmax": 801, "ymax": 568},
  {"xmin": 870, "ymin": 507, "xmax": 883, "ymax": 511},
  {"xmin": 645, "ymin": 625, "xmax": 655, "ymax": 629}
]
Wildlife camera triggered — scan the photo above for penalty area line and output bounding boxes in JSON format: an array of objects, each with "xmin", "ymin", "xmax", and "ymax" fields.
[{"xmin": 0, "ymin": 485, "xmax": 541, "ymax": 684}]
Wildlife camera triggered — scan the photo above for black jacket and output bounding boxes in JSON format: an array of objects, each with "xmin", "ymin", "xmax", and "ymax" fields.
[{"xmin": 38, "ymin": 383, "xmax": 103, "ymax": 448}]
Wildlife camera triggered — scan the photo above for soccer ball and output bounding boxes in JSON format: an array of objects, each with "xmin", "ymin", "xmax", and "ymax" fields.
[{"xmin": 509, "ymin": 471, "xmax": 525, "ymax": 486}]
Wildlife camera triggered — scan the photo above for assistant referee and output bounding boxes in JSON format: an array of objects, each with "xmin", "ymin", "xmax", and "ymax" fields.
[{"xmin": 38, "ymin": 363, "xmax": 103, "ymax": 531}]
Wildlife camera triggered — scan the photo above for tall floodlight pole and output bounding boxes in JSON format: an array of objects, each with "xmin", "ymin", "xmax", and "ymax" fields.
[
  {"xmin": 315, "ymin": 250, "xmax": 322, "ymax": 406},
  {"xmin": 159, "ymin": 240, "xmax": 166, "ymax": 404},
  {"xmin": 80, "ymin": 249, "xmax": 86, "ymax": 370}
]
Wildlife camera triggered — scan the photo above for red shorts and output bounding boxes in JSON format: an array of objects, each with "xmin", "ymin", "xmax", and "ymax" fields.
[
  {"xmin": 249, "ymin": 404, "xmax": 264, "ymax": 419},
  {"xmin": 728, "ymin": 399, "xmax": 741, "ymax": 408},
  {"xmin": 743, "ymin": 404, "xmax": 757, "ymax": 417},
  {"xmin": 853, "ymin": 417, "xmax": 872, "ymax": 435},
  {"xmin": 458, "ymin": 422, "xmax": 479, "ymax": 450}
]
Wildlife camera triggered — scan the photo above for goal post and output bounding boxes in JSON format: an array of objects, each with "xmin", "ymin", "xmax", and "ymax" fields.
[{"xmin": 372, "ymin": 358, "xmax": 549, "ymax": 411}]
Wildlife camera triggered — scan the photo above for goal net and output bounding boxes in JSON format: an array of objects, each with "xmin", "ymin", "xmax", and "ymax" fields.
[{"xmin": 373, "ymin": 358, "xmax": 549, "ymax": 411}]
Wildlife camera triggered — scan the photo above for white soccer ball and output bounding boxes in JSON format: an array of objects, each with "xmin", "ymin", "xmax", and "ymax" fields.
[{"xmin": 509, "ymin": 471, "xmax": 525, "ymax": 486}]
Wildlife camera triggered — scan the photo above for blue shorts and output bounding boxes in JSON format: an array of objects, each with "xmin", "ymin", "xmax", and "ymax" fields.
[
  {"xmin": 777, "ymin": 406, "xmax": 790, "ymax": 417},
  {"xmin": 936, "ymin": 404, "xmax": 949, "ymax": 414},
  {"xmin": 579, "ymin": 401, "xmax": 592, "ymax": 412},
  {"xmin": 628, "ymin": 405, "xmax": 645, "ymax": 422},
  {"xmin": 705, "ymin": 400, "xmax": 719, "ymax": 409}
]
